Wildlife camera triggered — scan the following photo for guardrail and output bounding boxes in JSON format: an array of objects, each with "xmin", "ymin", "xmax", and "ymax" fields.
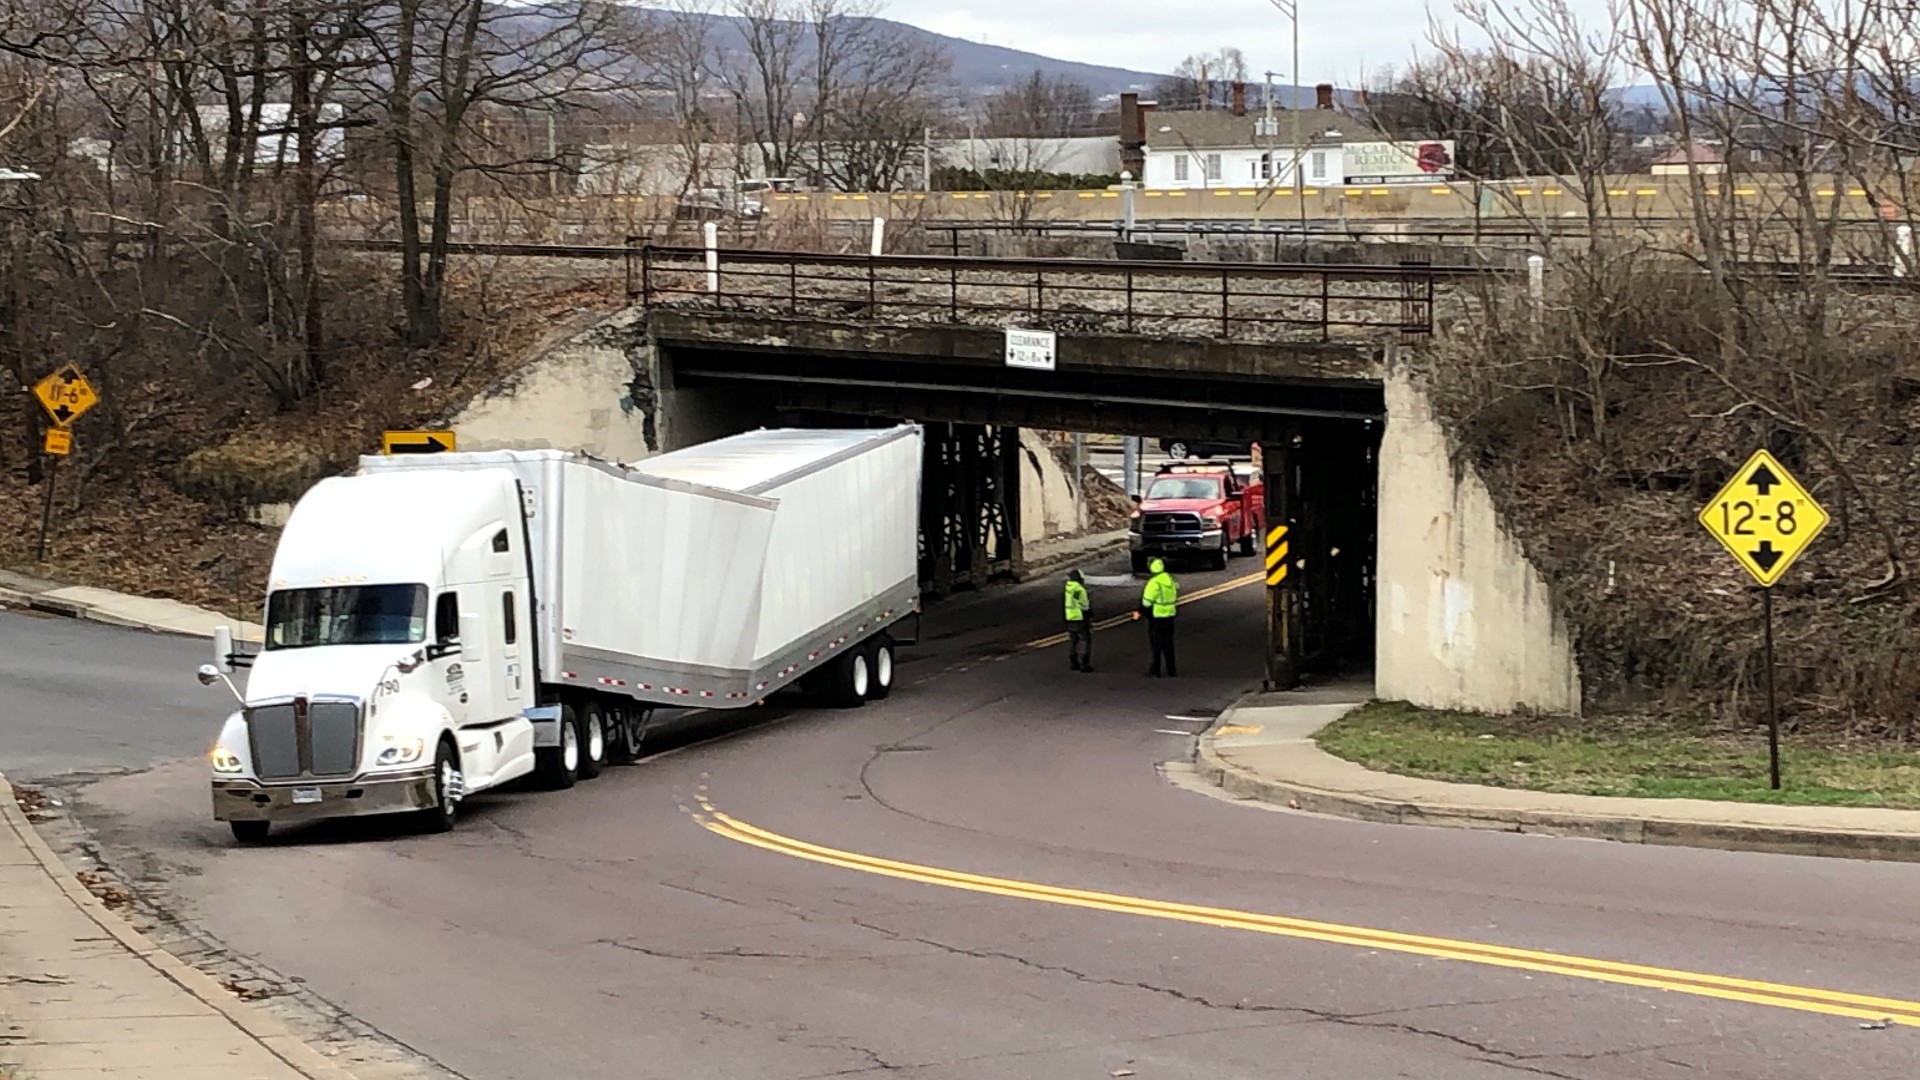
[{"xmin": 625, "ymin": 244, "xmax": 1465, "ymax": 342}]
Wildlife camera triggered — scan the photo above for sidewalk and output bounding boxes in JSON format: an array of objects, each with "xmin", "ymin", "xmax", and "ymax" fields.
[
  {"xmin": 0, "ymin": 570, "xmax": 259, "ymax": 642},
  {"xmin": 1020, "ymin": 529, "xmax": 1131, "ymax": 578},
  {"xmin": 1197, "ymin": 692, "xmax": 1920, "ymax": 862},
  {"xmin": 0, "ymin": 776, "xmax": 355, "ymax": 1079}
]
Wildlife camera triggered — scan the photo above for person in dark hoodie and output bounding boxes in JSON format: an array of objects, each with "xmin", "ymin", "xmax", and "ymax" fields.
[{"xmin": 1064, "ymin": 568, "xmax": 1094, "ymax": 673}]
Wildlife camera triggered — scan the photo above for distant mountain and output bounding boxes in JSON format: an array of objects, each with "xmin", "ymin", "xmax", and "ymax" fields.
[
  {"xmin": 628, "ymin": 8, "xmax": 1167, "ymax": 98},
  {"xmin": 897, "ymin": 22, "xmax": 1166, "ymax": 97}
]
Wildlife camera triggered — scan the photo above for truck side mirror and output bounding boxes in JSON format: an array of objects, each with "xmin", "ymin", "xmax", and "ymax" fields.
[{"xmin": 212, "ymin": 626, "xmax": 235, "ymax": 674}]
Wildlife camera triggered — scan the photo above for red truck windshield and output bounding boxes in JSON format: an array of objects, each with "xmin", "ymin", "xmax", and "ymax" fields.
[{"xmin": 1146, "ymin": 477, "xmax": 1223, "ymax": 500}]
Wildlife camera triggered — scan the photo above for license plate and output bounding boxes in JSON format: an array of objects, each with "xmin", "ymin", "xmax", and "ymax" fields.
[{"xmin": 291, "ymin": 787, "xmax": 323, "ymax": 805}]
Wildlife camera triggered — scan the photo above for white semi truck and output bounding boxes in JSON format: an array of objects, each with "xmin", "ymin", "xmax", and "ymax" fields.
[{"xmin": 199, "ymin": 425, "xmax": 923, "ymax": 842}]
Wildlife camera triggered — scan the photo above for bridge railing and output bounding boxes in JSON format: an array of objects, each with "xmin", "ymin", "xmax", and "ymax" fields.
[{"xmin": 625, "ymin": 243, "xmax": 1461, "ymax": 342}]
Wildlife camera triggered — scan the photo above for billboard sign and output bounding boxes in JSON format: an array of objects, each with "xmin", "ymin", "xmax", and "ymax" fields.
[{"xmin": 1342, "ymin": 140, "xmax": 1457, "ymax": 184}]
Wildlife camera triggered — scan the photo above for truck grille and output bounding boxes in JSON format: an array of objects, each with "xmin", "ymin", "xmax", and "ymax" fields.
[
  {"xmin": 1142, "ymin": 512, "xmax": 1205, "ymax": 537},
  {"xmin": 246, "ymin": 699, "xmax": 362, "ymax": 781}
]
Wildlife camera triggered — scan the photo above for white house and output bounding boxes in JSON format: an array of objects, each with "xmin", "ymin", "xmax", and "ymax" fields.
[
  {"xmin": 1141, "ymin": 104, "xmax": 1377, "ymax": 190},
  {"xmin": 1139, "ymin": 97, "xmax": 1456, "ymax": 191}
]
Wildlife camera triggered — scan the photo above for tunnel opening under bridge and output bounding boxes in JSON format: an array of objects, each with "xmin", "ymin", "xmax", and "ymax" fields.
[{"xmin": 650, "ymin": 330, "xmax": 1384, "ymax": 687}]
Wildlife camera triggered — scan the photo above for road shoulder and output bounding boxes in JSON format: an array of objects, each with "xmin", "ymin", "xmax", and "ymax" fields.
[{"xmin": 1195, "ymin": 693, "xmax": 1920, "ymax": 862}]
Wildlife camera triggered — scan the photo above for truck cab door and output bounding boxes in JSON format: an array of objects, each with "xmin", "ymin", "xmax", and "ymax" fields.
[{"xmin": 426, "ymin": 591, "xmax": 472, "ymax": 728}]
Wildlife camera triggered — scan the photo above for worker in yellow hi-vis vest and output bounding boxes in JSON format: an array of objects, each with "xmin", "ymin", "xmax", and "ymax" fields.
[
  {"xmin": 1134, "ymin": 558, "xmax": 1179, "ymax": 678},
  {"xmin": 1063, "ymin": 569, "xmax": 1093, "ymax": 673}
]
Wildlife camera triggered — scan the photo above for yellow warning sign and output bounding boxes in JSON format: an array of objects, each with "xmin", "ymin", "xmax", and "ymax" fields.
[
  {"xmin": 382, "ymin": 430, "xmax": 456, "ymax": 455},
  {"xmin": 1698, "ymin": 449, "xmax": 1829, "ymax": 587},
  {"xmin": 43, "ymin": 428, "xmax": 71, "ymax": 456},
  {"xmin": 34, "ymin": 364, "xmax": 99, "ymax": 427}
]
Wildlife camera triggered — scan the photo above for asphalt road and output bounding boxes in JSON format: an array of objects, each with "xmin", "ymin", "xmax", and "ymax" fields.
[
  {"xmin": 0, "ymin": 608, "xmax": 217, "ymax": 779},
  {"xmin": 8, "ymin": 558, "xmax": 1920, "ymax": 1080}
]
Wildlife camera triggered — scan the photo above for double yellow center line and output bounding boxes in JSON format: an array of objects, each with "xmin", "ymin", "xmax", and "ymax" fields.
[
  {"xmin": 1023, "ymin": 571, "xmax": 1264, "ymax": 651},
  {"xmin": 696, "ymin": 805, "xmax": 1920, "ymax": 1028}
]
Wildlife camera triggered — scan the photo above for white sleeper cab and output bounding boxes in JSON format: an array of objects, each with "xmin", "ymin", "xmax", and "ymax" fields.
[{"xmin": 201, "ymin": 425, "xmax": 925, "ymax": 842}]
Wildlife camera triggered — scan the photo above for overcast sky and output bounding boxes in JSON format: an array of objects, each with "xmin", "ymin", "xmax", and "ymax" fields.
[{"xmin": 883, "ymin": 0, "xmax": 1476, "ymax": 87}]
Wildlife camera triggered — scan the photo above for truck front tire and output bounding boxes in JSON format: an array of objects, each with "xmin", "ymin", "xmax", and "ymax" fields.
[
  {"xmin": 535, "ymin": 704, "xmax": 580, "ymax": 790},
  {"xmin": 416, "ymin": 739, "xmax": 460, "ymax": 834}
]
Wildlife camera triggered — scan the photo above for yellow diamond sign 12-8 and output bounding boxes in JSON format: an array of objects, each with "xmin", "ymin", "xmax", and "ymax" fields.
[{"xmin": 1698, "ymin": 449, "xmax": 1829, "ymax": 587}]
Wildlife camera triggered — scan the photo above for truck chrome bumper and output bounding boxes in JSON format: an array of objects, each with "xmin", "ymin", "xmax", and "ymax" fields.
[
  {"xmin": 1130, "ymin": 529, "xmax": 1224, "ymax": 553},
  {"xmin": 211, "ymin": 768, "xmax": 436, "ymax": 824}
]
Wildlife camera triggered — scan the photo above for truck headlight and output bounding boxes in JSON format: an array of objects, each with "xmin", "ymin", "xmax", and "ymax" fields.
[
  {"xmin": 376, "ymin": 738, "xmax": 427, "ymax": 766},
  {"xmin": 211, "ymin": 746, "xmax": 244, "ymax": 775}
]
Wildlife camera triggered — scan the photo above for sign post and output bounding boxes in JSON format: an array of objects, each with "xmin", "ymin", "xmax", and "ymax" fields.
[
  {"xmin": 1697, "ymin": 449, "xmax": 1830, "ymax": 789},
  {"xmin": 31, "ymin": 364, "xmax": 101, "ymax": 563}
]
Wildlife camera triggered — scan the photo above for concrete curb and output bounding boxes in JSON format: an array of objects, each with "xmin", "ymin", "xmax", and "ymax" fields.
[
  {"xmin": 0, "ymin": 584, "xmax": 164, "ymax": 633},
  {"xmin": 1195, "ymin": 708, "xmax": 1920, "ymax": 863},
  {"xmin": 0, "ymin": 772, "xmax": 361, "ymax": 1080}
]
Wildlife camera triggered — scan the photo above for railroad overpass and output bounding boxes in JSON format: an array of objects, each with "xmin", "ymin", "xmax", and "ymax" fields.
[{"xmin": 457, "ymin": 247, "xmax": 1577, "ymax": 716}]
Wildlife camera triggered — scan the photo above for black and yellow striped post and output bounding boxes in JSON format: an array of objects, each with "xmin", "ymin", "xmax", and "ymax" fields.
[
  {"xmin": 1264, "ymin": 520, "xmax": 1300, "ymax": 690},
  {"xmin": 1264, "ymin": 524, "xmax": 1290, "ymax": 587}
]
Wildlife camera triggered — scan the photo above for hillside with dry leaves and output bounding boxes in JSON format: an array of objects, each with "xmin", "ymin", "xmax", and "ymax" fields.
[
  {"xmin": 1420, "ymin": 260, "xmax": 1920, "ymax": 745},
  {"xmin": 2, "ymin": 260, "xmax": 626, "ymax": 617}
]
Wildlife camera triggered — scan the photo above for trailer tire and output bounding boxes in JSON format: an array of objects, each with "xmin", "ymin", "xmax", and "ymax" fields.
[
  {"xmin": 1239, "ymin": 530, "xmax": 1256, "ymax": 556},
  {"xmin": 230, "ymin": 821, "xmax": 270, "ymax": 845},
  {"xmin": 578, "ymin": 701, "xmax": 607, "ymax": 780},
  {"xmin": 828, "ymin": 650, "xmax": 870, "ymax": 709},
  {"xmin": 416, "ymin": 738, "xmax": 460, "ymax": 834},
  {"xmin": 866, "ymin": 638, "xmax": 895, "ymax": 701},
  {"xmin": 535, "ymin": 703, "xmax": 580, "ymax": 790}
]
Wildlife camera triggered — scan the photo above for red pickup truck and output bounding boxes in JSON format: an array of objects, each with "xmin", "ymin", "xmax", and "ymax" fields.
[{"xmin": 1129, "ymin": 461, "xmax": 1267, "ymax": 572}]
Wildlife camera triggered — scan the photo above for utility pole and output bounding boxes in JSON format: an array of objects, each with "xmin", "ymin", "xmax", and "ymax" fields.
[
  {"xmin": 923, "ymin": 125, "xmax": 932, "ymax": 192},
  {"xmin": 1257, "ymin": 70, "xmax": 1278, "ymax": 227},
  {"xmin": 1270, "ymin": 0, "xmax": 1305, "ymax": 228}
]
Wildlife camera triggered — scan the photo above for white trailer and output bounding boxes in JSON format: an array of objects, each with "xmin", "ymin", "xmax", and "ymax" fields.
[{"xmin": 200, "ymin": 425, "xmax": 923, "ymax": 842}]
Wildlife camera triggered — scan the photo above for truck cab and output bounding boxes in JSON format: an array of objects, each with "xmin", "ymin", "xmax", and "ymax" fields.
[
  {"xmin": 1128, "ymin": 460, "xmax": 1267, "ymax": 572},
  {"xmin": 204, "ymin": 469, "xmax": 550, "ymax": 843}
]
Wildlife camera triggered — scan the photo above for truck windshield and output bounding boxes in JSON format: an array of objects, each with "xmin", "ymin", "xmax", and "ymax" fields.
[
  {"xmin": 1146, "ymin": 477, "xmax": 1223, "ymax": 500},
  {"xmin": 264, "ymin": 585, "xmax": 429, "ymax": 650}
]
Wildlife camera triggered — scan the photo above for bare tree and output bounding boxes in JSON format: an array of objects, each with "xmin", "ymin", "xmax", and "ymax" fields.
[
  {"xmin": 640, "ymin": 0, "xmax": 722, "ymax": 201},
  {"xmin": 715, "ymin": 0, "xmax": 949, "ymax": 190},
  {"xmin": 810, "ymin": 16, "xmax": 946, "ymax": 190},
  {"xmin": 1152, "ymin": 47, "xmax": 1250, "ymax": 110},
  {"xmin": 358, "ymin": 0, "xmax": 628, "ymax": 345},
  {"xmin": 981, "ymin": 72, "xmax": 1100, "ymax": 139},
  {"xmin": 715, "ymin": 0, "xmax": 808, "ymax": 178}
]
